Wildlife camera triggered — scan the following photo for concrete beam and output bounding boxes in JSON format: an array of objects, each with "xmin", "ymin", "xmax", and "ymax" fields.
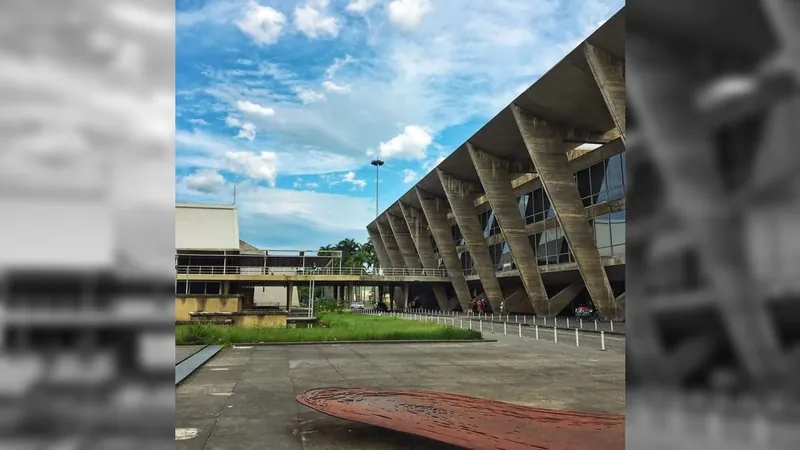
[
  {"xmin": 584, "ymin": 43, "xmax": 627, "ymax": 143},
  {"xmin": 548, "ymin": 282, "xmax": 585, "ymax": 316},
  {"xmin": 367, "ymin": 228, "xmax": 391, "ymax": 269},
  {"xmin": 415, "ymin": 188, "xmax": 473, "ymax": 311},
  {"xmin": 399, "ymin": 202, "xmax": 449, "ymax": 311},
  {"xmin": 466, "ymin": 142, "xmax": 550, "ymax": 315},
  {"xmin": 376, "ymin": 220, "xmax": 405, "ymax": 268},
  {"xmin": 436, "ymin": 168, "xmax": 504, "ymax": 312},
  {"xmin": 386, "ymin": 213, "xmax": 423, "ymax": 269},
  {"xmin": 511, "ymin": 104, "xmax": 620, "ymax": 320}
]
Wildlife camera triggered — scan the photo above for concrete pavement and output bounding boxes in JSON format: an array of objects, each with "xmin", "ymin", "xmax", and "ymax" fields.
[{"xmin": 176, "ymin": 339, "xmax": 624, "ymax": 449}]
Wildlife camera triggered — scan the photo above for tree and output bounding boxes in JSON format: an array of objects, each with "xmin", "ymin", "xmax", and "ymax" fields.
[{"xmin": 318, "ymin": 238, "xmax": 377, "ymax": 270}]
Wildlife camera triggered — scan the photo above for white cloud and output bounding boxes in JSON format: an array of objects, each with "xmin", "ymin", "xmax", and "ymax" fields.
[
  {"xmin": 387, "ymin": 0, "xmax": 432, "ymax": 30},
  {"xmin": 306, "ymin": 182, "xmax": 320, "ymax": 190},
  {"xmin": 188, "ymin": 118, "xmax": 209, "ymax": 126},
  {"xmin": 378, "ymin": 125, "xmax": 432, "ymax": 160},
  {"xmin": 183, "ymin": 169, "xmax": 227, "ymax": 193},
  {"xmin": 325, "ymin": 54, "xmax": 355, "ymax": 78},
  {"xmin": 402, "ymin": 169, "xmax": 418, "ymax": 183},
  {"xmin": 294, "ymin": 0, "xmax": 340, "ymax": 39},
  {"xmin": 176, "ymin": 129, "xmax": 363, "ymax": 176},
  {"xmin": 346, "ymin": 0, "xmax": 379, "ymax": 14},
  {"xmin": 226, "ymin": 151, "xmax": 278, "ymax": 186},
  {"xmin": 236, "ymin": 122, "xmax": 257, "ymax": 141},
  {"xmin": 422, "ymin": 154, "xmax": 446, "ymax": 172},
  {"xmin": 293, "ymin": 86, "xmax": 326, "ymax": 104},
  {"xmin": 342, "ymin": 171, "xmax": 367, "ymax": 189},
  {"xmin": 236, "ymin": 99, "xmax": 275, "ymax": 117},
  {"xmin": 225, "ymin": 115, "xmax": 242, "ymax": 127},
  {"xmin": 322, "ymin": 80, "xmax": 351, "ymax": 93},
  {"xmin": 235, "ymin": 1, "xmax": 287, "ymax": 45}
]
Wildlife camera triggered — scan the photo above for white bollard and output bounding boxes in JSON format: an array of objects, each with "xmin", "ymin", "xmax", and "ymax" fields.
[
  {"xmin": 567, "ymin": 317, "xmax": 570, "ymax": 328},
  {"xmin": 480, "ymin": 320, "xmax": 483, "ymax": 332},
  {"xmin": 601, "ymin": 331, "xmax": 606, "ymax": 351},
  {"xmin": 555, "ymin": 317, "xmax": 558, "ymax": 328},
  {"xmin": 610, "ymin": 321, "xmax": 614, "ymax": 332},
  {"xmin": 535, "ymin": 324, "xmax": 539, "ymax": 340},
  {"xmin": 437, "ymin": 316, "xmax": 440, "ymax": 324},
  {"xmin": 523, "ymin": 316, "xmax": 526, "ymax": 325},
  {"xmin": 491, "ymin": 321, "xmax": 495, "ymax": 334},
  {"xmin": 554, "ymin": 327, "xmax": 558, "ymax": 343},
  {"xmin": 575, "ymin": 328, "xmax": 579, "ymax": 347},
  {"xmin": 460, "ymin": 319, "xmax": 463, "ymax": 328},
  {"xmin": 580, "ymin": 318, "xmax": 583, "ymax": 329},
  {"xmin": 518, "ymin": 323, "xmax": 522, "ymax": 338},
  {"xmin": 594, "ymin": 320, "xmax": 598, "ymax": 330},
  {"xmin": 504, "ymin": 321, "xmax": 507, "ymax": 335},
  {"xmin": 544, "ymin": 317, "xmax": 547, "ymax": 326}
]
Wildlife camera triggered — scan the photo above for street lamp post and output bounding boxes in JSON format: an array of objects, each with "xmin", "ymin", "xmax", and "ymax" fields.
[
  {"xmin": 370, "ymin": 158, "xmax": 384, "ymax": 305},
  {"xmin": 370, "ymin": 159, "xmax": 384, "ymax": 218}
]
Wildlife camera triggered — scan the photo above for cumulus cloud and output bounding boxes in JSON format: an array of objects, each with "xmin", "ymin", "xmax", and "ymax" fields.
[
  {"xmin": 387, "ymin": 0, "xmax": 432, "ymax": 30},
  {"xmin": 183, "ymin": 169, "xmax": 227, "ymax": 193},
  {"xmin": 236, "ymin": 122, "xmax": 257, "ymax": 141},
  {"xmin": 346, "ymin": 0, "xmax": 379, "ymax": 14},
  {"xmin": 378, "ymin": 125, "xmax": 432, "ymax": 160},
  {"xmin": 226, "ymin": 151, "xmax": 278, "ymax": 186},
  {"xmin": 325, "ymin": 54, "xmax": 355, "ymax": 78},
  {"xmin": 294, "ymin": 0, "xmax": 340, "ymax": 39},
  {"xmin": 322, "ymin": 80, "xmax": 351, "ymax": 93},
  {"xmin": 235, "ymin": 1, "xmax": 286, "ymax": 45},
  {"xmin": 236, "ymin": 99, "xmax": 276, "ymax": 117},
  {"xmin": 329, "ymin": 171, "xmax": 367, "ymax": 190},
  {"xmin": 402, "ymin": 169, "xmax": 418, "ymax": 183},
  {"xmin": 188, "ymin": 118, "xmax": 209, "ymax": 126},
  {"xmin": 293, "ymin": 86, "xmax": 326, "ymax": 104}
]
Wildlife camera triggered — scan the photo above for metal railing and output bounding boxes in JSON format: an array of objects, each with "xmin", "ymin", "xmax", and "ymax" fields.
[{"xmin": 175, "ymin": 266, "xmax": 449, "ymax": 277}]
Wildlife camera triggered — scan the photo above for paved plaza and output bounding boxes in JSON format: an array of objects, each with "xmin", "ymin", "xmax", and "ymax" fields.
[{"xmin": 176, "ymin": 337, "xmax": 624, "ymax": 449}]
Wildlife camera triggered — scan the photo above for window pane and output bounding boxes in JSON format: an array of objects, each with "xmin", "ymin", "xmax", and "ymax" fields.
[
  {"xmin": 525, "ymin": 192, "xmax": 534, "ymax": 218},
  {"xmin": 609, "ymin": 210, "xmax": 626, "ymax": 245},
  {"xmin": 576, "ymin": 168, "xmax": 591, "ymax": 199},
  {"xmin": 598, "ymin": 246, "xmax": 612, "ymax": 257},
  {"xmin": 606, "ymin": 154, "xmax": 623, "ymax": 190},
  {"xmin": 533, "ymin": 188, "xmax": 544, "ymax": 215},
  {"xmin": 590, "ymin": 162, "xmax": 605, "ymax": 197},
  {"xmin": 594, "ymin": 214, "xmax": 611, "ymax": 248},
  {"xmin": 607, "ymin": 186, "xmax": 624, "ymax": 201},
  {"xmin": 612, "ymin": 244, "xmax": 625, "ymax": 256},
  {"xmin": 544, "ymin": 228, "xmax": 559, "ymax": 256}
]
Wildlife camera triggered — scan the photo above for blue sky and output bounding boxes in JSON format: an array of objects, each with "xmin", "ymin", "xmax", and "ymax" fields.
[{"xmin": 175, "ymin": 0, "xmax": 623, "ymax": 250}]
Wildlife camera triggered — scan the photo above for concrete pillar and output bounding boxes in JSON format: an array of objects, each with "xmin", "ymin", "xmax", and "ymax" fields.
[
  {"xmin": 584, "ymin": 43, "xmax": 626, "ymax": 143},
  {"xmin": 436, "ymin": 169, "xmax": 504, "ymax": 312},
  {"xmin": 466, "ymin": 143, "xmax": 550, "ymax": 315},
  {"xmin": 511, "ymin": 104, "xmax": 620, "ymax": 320},
  {"xmin": 399, "ymin": 202, "xmax": 450, "ymax": 311},
  {"xmin": 415, "ymin": 188, "xmax": 473, "ymax": 312},
  {"xmin": 376, "ymin": 220, "xmax": 404, "ymax": 268},
  {"xmin": 222, "ymin": 281, "xmax": 230, "ymax": 295},
  {"xmin": 367, "ymin": 227, "xmax": 391, "ymax": 270},
  {"xmin": 401, "ymin": 283, "xmax": 409, "ymax": 310},
  {"xmin": 286, "ymin": 282, "xmax": 293, "ymax": 312},
  {"xmin": 387, "ymin": 213, "xmax": 423, "ymax": 268}
]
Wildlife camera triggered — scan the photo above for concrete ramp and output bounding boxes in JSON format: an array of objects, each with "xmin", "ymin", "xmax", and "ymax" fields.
[{"xmin": 504, "ymin": 287, "xmax": 534, "ymax": 314}]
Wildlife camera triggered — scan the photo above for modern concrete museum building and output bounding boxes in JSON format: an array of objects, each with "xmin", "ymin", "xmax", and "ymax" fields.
[{"xmin": 367, "ymin": 9, "xmax": 626, "ymax": 320}]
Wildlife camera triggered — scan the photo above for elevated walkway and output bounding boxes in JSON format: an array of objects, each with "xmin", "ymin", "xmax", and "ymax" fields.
[{"xmin": 175, "ymin": 266, "xmax": 451, "ymax": 285}]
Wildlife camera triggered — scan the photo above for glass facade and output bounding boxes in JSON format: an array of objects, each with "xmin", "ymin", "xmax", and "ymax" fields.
[
  {"xmin": 479, "ymin": 209, "xmax": 502, "ymax": 237},
  {"xmin": 575, "ymin": 152, "xmax": 626, "ymax": 207},
  {"xmin": 518, "ymin": 188, "xmax": 555, "ymax": 225},
  {"xmin": 489, "ymin": 242, "xmax": 514, "ymax": 271},
  {"xmin": 591, "ymin": 210, "xmax": 626, "ymax": 256},
  {"xmin": 532, "ymin": 226, "xmax": 573, "ymax": 266}
]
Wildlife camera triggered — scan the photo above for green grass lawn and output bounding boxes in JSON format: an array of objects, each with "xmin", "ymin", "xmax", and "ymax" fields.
[{"xmin": 176, "ymin": 312, "xmax": 483, "ymax": 345}]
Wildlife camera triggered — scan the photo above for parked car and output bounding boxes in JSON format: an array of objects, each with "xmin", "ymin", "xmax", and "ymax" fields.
[
  {"xmin": 350, "ymin": 302, "xmax": 365, "ymax": 311},
  {"xmin": 574, "ymin": 305, "xmax": 598, "ymax": 319}
]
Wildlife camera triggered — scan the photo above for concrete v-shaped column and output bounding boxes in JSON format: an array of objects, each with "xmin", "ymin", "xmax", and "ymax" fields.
[
  {"xmin": 398, "ymin": 202, "xmax": 450, "ymax": 311},
  {"xmin": 511, "ymin": 104, "xmax": 620, "ymax": 320},
  {"xmin": 584, "ymin": 43, "xmax": 626, "ymax": 143},
  {"xmin": 436, "ymin": 168, "xmax": 504, "ymax": 312},
  {"xmin": 376, "ymin": 219, "xmax": 404, "ymax": 268},
  {"xmin": 466, "ymin": 142, "xmax": 550, "ymax": 315},
  {"xmin": 367, "ymin": 227, "xmax": 391, "ymax": 269},
  {"xmin": 386, "ymin": 213, "xmax": 423, "ymax": 269},
  {"xmin": 415, "ymin": 188, "xmax": 473, "ymax": 312},
  {"xmin": 376, "ymin": 218, "xmax": 407, "ymax": 309}
]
